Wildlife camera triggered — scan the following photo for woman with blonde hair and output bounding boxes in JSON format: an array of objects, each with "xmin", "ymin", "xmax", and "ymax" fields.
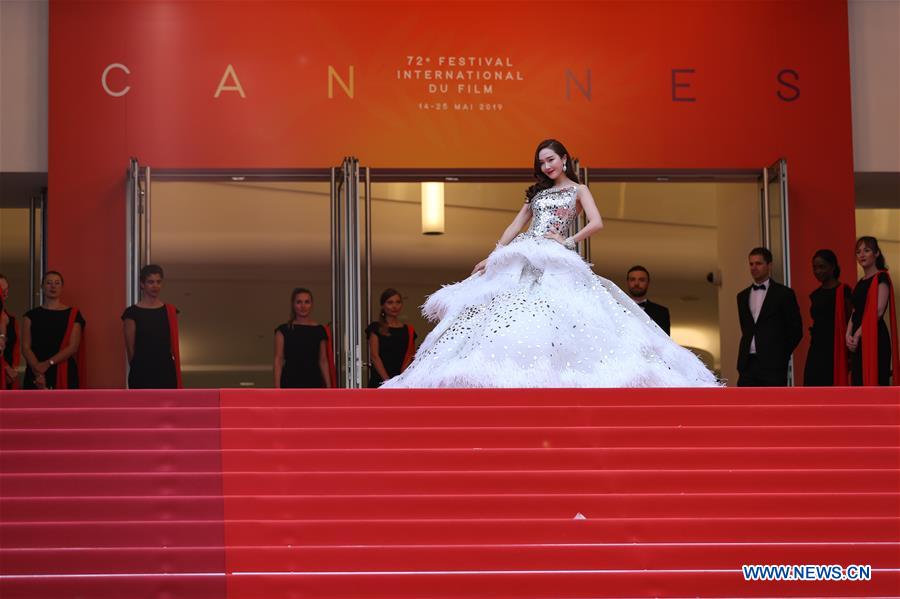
[{"xmin": 22, "ymin": 271, "xmax": 86, "ymax": 389}]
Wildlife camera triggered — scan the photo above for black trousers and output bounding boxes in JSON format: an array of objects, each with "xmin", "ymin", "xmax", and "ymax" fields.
[{"xmin": 737, "ymin": 354, "xmax": 788, "ymax": 387}]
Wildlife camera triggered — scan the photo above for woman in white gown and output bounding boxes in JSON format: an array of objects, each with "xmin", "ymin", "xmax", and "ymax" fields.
[{"xmin": 382, "ymin": 139, "xmax": 720, "ymax": 388}]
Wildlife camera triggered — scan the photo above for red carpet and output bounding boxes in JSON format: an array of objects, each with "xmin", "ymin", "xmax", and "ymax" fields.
[{"xmin": 1, "ymin": 387, "xmax": 898, "ymax": 597}]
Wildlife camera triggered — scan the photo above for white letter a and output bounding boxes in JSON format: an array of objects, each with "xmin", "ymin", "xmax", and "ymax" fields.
[{"xmin": 214, "ymin": 64, "xmax": 246, "ymax": 98}]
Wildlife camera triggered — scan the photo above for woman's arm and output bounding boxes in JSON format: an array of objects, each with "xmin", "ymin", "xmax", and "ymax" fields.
[
  {"xmin": 2, "ymin": 317, "xmax": 14, "ymax": 382},
  {"xmin": 847, "ymin": 282, "xmax": 891, "ymax": 350},
  {"xmin": 473, "ymin": 203, "xmax": 533, "ymax": 274},
  {"xmin": 123, "ymin": 318, "xmax": 136, "ymax": 362},
  {"xmin": 21, "ymin": 316, "xmax": 38, "ymax": 369},
  {"xmin": 273, "ymin": 330, "xmax": 284, "ymax": 388},
  {"xmin": 401, "ymin": 330, "xmax": 416, "ymax": 372},
  {"xmin": 368, "ymin": 333, "xmax": 390, "ymax": 381},
  {"xmin": 498, "ymin": 203, "xmax": 533, "ymax": 246},
  {"xmin": 0, "ymin": 312, "xmax": 8, "ymax": 353},
  {"xmin": 877, "ymin": 282, "xmax": 890, "ymax": 318},
  {"xmin": 845, "ymin": 314, "xmax": 857, "ymax": 351},
  {"xmin": 318, "ymin": 339, "xmax": 331, "ymax": 388},
  {"xmin": 546, "ymin": 185, "xmax": 603, "ymax": 243},
  {"xmin": 21, "ymin": 317, "xmax": 47, "ymax": 388},
  {"xmin": 48, "ymin": 323, "xmax": 82, "ymax": 364},
  {"xmin": 569, "ymin": 185, "xmax": 604, "ymax": 243}
]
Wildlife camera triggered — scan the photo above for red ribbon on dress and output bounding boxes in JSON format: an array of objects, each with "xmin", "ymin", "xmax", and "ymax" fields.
[
  {"xmin": 832, "ymin": 283, "xmax": 849, "ymax": 386},
  {"xmin": 54, "ymin": 308, "xmax": 84, "ymax": 390},
  {"xmin": 860, "ymin": 271, "xmax": 899, "ymax": 386},
  {"xmin": 10, "ymin": 317, "xmax": 21, "ymax": 389},
  {"xmin": 166, "ymin": 304, "xmax": 183, "ymax": 389},
  {"xmin": 323, "ymin": 324, "xmax": 337, "ymax": 388},
  {"xmin": 11, "ymin": 317, "xmax": 20, "ymax": 372},
  {"xmin": 0, "ymin": 313, "xmax": 21, "ymax": 389},
  {"xmin": 0, "ymin": 310, "xmax": 7, "ymax": 391},
  {"xmin": 0, "ymin": 298, "xmax": 7, "ymax": 390},
  {"xmin": 401, "ymin": 324, "xmax": 416, "ymax": 371}
]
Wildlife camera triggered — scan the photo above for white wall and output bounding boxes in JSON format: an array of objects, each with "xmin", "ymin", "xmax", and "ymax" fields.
[
  {"xmin": 849, "ymin": 0, "xmax": 900, "ymax": 173},
  {"xmin": 0, "ymin": 0, "xmax": 48, "ymax": 173}
]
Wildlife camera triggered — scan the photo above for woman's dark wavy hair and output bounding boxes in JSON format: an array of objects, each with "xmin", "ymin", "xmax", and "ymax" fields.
[
  {"xmin": 524, "ymin": 139, "xmax": 580, "ymax": 203},
  {"xmin": 856, "ymin": 236, "xmax": 888, "ymax": 271},
  {"xmin": 812, "ymin": 249, "xmax": 841, "ymax": 280}
]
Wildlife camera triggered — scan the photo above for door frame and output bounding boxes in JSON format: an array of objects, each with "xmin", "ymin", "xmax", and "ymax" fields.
[
  {"xmin": 126, "ymin": 162, "xmax": 786, "ymax": 388},
  {"xmin": 125, "ymin": 162, "xmax": 339, "ymax": 386}
]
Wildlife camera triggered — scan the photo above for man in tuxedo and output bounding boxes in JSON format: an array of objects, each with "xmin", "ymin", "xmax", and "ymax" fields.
[
  {"xmin": 626, "ymin": 265, "xmax": 671, "ymax": 335},
  {"xmin": 736, "ymin": 247, "xmax": 803, "ymax": 386}
]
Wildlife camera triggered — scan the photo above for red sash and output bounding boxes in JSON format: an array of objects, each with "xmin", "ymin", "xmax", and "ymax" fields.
[
  {"xmin": 166, "ymin": 304, "xmax": 183, "ymax": 389},
  {"xmin": 11, "ymin": 317, "xmax": 20, "ymax": 373},
  {"xmin": 0, "ymin": 312, "xmax": 7, "ymax": 390},
  {"xmin": 861, "ymin": 271, "xmax": 899, "ymax": 386},
  {"xmin": 401, "ymin": 324, "xmax": 416, "ymax": 371},
  {"xmin": 0, "ymin": 300, "xmax": 7, "ymax": 390},
  {"xmin": 1, "ymin": 314, "xmax": 21, "ymax": 390},
  {"xmin": 832, "ymin": 283, "xmax": 850, "ymax": 386},
  {"xmin": 54, "ymin": 308, "xmax": 84, "ymax": 390},
  {"xmin": 323, "ymin": 325, "xmax": 337, "ymax": 388}
]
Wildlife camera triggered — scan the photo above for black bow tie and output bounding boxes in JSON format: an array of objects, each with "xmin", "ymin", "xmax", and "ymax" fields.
[{"xmin": 752, "ymin": 284, "xmax": 767, "ymax": 291}]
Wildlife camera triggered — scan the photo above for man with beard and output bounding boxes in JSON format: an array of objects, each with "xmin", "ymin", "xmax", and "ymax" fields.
[{"xmin": 626, "ymin": 265, "xmax": 671, "ymax": 336}]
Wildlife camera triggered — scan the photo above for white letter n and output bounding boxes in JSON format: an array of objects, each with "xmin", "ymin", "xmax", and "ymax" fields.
[{"xmin": 328, "ymin": 65, "xmax": 354, "ymax": 99}]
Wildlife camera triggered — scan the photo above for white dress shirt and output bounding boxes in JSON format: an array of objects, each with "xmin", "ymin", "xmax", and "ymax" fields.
[{"xmin": 749, "ymin": 278, "xmax": 770, "ymax": 354}]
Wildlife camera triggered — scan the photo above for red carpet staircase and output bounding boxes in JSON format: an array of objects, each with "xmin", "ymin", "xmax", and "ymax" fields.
[{"xmin": 1, "ymin": 388, "xmax": 898, "ymax": 597}]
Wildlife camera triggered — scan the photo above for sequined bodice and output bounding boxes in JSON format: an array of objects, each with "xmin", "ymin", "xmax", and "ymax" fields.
[{"xmin": 524, "ymin": 186, "xmax": 578, "ymax": 238}]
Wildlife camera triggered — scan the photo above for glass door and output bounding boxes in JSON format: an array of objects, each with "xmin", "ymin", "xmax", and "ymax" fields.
[
  {"xmin": 759, "ymin": 159, "xmax": 790, "ymax": 286},
  {"xmin": 331, "ymin": 157, "xmax": 368, "ymax": 389},
  {"xmin": 362, "ymin": 169, "xmax": 536, "ymax": 387},
  {"xmin": 125, "ymin": 158, "xmax": 149, "ymax": 308},
  {"xmin": 0, "ymin": 178, "xmax": 46, "ymax": 312},
  {"xmin": 126, "ymin": 163, "xmax": 338, "ymax": 388},
  {"xmin": 758, "ymin": 158, "xmax": 793, "ymax": 384}
]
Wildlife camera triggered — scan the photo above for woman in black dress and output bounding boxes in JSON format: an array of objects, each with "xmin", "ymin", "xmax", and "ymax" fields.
[
  {"xmin": 803, "ymin": 250, "xmax": 852, "ymax": 386},
  {"xmin": 0, "ymin": 274, "xmax": 20, "ymax": 389},
  {"xmin": 122, "ymin": 264, "xmax": 181, "ymax": 389},
  {"xmin": 22, "ymin": 271, "xmax": 86, "ymax": 389},
  {"xmin": 367, "ymin": 288, "xmax": 417, "ymax": 387},
  {"xmin": 274, "ymin": 288, "xmax": 331, "ymax": 388},
  {"xmin": 846, "ymin": 237, "xmax": 898, "ymax": 386}
]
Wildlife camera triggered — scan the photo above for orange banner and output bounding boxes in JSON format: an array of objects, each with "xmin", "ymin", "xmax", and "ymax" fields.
[{"xmin": 49, "ymin": 0, "xmax": 856, "ymax": 387}]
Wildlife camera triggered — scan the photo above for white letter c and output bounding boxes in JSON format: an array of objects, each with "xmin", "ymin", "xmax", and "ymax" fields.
[{"xmin": 102, "ymin": 63, "xmax": 131, "ymax": 97}]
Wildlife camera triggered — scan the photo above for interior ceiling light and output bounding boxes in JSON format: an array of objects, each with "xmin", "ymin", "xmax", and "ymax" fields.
[{"xmin": 421, "ymin": 182, "xmax": 445, "ymax": 235}]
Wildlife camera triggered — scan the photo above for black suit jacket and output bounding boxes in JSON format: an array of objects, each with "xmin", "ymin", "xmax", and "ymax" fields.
[
  {"xmin": 639, "ymin": 300, "xmax": 671, "ymax": 336},
  {"xmin": 736, "ymin": 280, "xmax": 803, "ymax": 373}
]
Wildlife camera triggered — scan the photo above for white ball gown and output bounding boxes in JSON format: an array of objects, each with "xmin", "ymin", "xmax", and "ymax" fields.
[{"xmin": 382, "ymin": 185, "xmax": 720, "ymax": 388}]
